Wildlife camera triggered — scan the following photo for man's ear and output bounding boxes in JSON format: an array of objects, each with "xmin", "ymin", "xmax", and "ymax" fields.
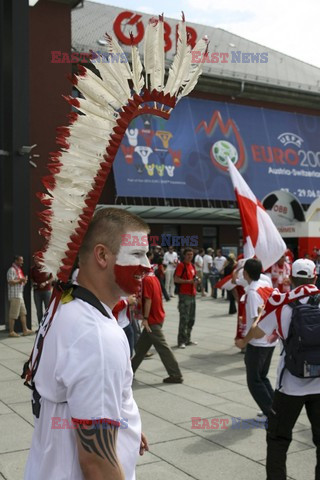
[{"xmin": 93, "ymin": 244, "xmax": 110, "ymax": 268}]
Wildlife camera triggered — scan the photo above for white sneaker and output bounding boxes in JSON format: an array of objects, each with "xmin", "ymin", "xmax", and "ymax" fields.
[
  {"xmin": 178, "ymin": 343, "xmax": 186, "ymax": 349},
  {"xmin": 257, "ymin": 411, "xmax": 263, "ymax": 417}
]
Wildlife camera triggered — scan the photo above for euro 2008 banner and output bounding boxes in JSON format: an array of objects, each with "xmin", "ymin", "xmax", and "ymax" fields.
[{"xmin": 113, "ymin": 97, "xmax": 320, "ymax": 204}]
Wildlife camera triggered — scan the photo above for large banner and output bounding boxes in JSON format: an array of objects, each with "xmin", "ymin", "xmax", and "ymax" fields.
[{"xmin": 113, "ymin": 97, "xmax": 320, "ymax": 204}]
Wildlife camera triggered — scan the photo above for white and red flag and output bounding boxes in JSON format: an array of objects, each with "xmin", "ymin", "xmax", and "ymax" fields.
[
  {"xmin": 227, "ymin": 158, "xmax": 286, "ymax": 270},
  {"xmin": 259, "ymin": 284, "xmax": 320, "ymax": 323}
]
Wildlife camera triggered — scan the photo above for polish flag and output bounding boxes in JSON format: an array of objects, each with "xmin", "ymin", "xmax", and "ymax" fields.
[
  {"xmin": 215, "ymin": 273, "xmax": 234, "ymax": 291},
  {"xmin": 259, "ymin": 284, "xmax": 320, "ymax": 322},
  {"xmin": 227, "ymin": 158, "xmax": 286, "ymax": 270}
]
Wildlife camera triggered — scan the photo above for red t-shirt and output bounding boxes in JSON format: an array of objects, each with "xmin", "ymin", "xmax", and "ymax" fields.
[
  {"xmin": 175, "ymin": 262, "xmax": 196, "ymax": 296},
  {"xmin": 142, "ymin": 275, "xmax": 165, "ymax": 325}
]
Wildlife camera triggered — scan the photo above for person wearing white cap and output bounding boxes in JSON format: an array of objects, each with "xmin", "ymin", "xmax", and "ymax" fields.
[{"xmin": 238, "ymin": 258, "xmax": 320, "ymax": 480}]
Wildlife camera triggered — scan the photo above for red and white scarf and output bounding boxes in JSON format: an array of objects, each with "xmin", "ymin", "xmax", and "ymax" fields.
[{"xmin": 12, "ymin": 263, "xmax": 25, "ymax": 280}]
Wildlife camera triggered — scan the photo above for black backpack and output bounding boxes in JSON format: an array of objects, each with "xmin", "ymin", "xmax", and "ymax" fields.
[
  {"xmin": 174, "ymin": 263, "xmax": 187, "ymax": 294},
  {"xmin": 281, "ymin": 295, "xmax": 320, "ymax": 381}
]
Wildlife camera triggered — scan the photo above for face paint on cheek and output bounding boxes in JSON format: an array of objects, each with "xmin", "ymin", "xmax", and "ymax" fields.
[
  {"xmin": 114, "ymin": 233, "xmax": 151, "ymax": 294},
  {"xmin": 114, "ymin": 264, "xmax": 150, "ymax": 295}
]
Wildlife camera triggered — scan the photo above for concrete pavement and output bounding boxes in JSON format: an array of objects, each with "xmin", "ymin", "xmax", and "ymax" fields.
[{"xmin": 0, "ymin": 294, "xmax": 317, "ymax": 480}]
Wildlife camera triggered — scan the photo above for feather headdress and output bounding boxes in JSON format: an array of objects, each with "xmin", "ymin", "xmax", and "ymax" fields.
[{"xmin": 38, "ymin": 13, "xmax": 208, "ymax": 283}]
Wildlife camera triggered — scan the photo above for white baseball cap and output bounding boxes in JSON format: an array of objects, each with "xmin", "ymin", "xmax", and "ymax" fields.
[{"xmin": 292, "ymin": 259, "xmax": 316, "ymax": 278}]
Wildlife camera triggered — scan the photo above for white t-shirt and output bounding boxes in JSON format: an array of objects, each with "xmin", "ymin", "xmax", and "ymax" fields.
[
  {"xmin": 259, "ymin": 299, "xmax": 320, "ymax": 395},
  {"xmin": 213, "ymin": 256, "xmax": 227, "ymax": 273},
  {"xmin": 163, "ymin": 251, "xmax": 178, "ymax": 270},
  {"xmin": 194, "ymin": 254, "xmax": 203, "ymax": 270},
  {"xmin": 203, "ymin": 255, "xmax": 213, "ymax": 274},
  {"xmin": 245, "ymin": 279, "xmax": 278, "ymax": 348},
  {"xmin": 24, "ymin": 296, "xmax": 141, "ymax": 480}
]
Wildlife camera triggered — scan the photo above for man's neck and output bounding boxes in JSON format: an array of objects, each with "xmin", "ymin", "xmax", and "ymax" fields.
[{"xmin": 77, "ymin": 273, "xmax": 119, "ymax": 310}]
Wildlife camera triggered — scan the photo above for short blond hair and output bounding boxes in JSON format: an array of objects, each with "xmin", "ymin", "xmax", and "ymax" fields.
[{"xmin": 79, "ymin": 207, "xmax": 150, "ymax": 259}]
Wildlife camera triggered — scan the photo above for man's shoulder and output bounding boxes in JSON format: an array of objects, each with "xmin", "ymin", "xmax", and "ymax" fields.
[
  {"xmin": 144, "ymin": 274, "xmax": 156, "ymax": 285},
  {"xmin": 58, "ymin": 297, "xmax": 115, "ymax": 327},
  {"xmin": 247, "ymin": 283, "xmax": 263, "ymax": 298}
]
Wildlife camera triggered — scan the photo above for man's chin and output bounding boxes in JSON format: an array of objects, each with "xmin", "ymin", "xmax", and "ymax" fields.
[{"xmin": 119, "ymin": 281, "xmax": 142, "ymax": 296}]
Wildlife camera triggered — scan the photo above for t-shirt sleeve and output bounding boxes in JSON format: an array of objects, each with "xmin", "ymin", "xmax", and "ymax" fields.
[
  {"xmin": 57, "ymin": 327, "xmax": 128, "ymax": 426},
  {"xmin": 246, "ymin": 290, "xmax": 264, "ymax": 321},
  {"xmin": 258, "ymin": 311, "xmax": 278, "ymax": 336},
  {"xmin": 7, "ymin": 267, "xmax": 15, "ymax": 282}
]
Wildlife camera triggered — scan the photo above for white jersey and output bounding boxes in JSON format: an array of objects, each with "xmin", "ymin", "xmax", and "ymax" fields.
[
  {"xmin": 213, "ymin": 256, "xmax": 226, "ymax": 273},
  {"xmin": 24, "ymin": 295, "xmax": 141, "ymax": 480},
  {"xmin": 245, "ymin": 279, "xmax": 278, "ymax": 348},
  {"xmin": 259, "ymin": 299, "xmax": 320, "ymax": 395},
  {"xmin": 163, "ymin": 251, "xmax": 178, "ymax": 270}
]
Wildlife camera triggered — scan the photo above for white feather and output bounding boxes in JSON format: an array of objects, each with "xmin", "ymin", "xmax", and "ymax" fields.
[
  {"xmin": 71, "ymin": 97, "xmax": 118, "ymax": 121},
  {"xmin": 75, "ymin": 68, "xmax": 124, "ymax": 109},
  {"xmin": 164, "ymin": 16, "xmax": 189, "ymax": 96},
  {"xmin": 144, "ymin": 18, "xmax": 157, "ymax": 88},
  {"xmin": 131, "ymin": 45, "xmax": 144, "ymax": 94},
  {"xmin": 151, "ymin": 16, "xmax": 165, "ymax": 91},
  {"xmin": 177, "ymin": 36, "xmax": 209, "ymax": 100},
  {"xmin": 93, "ymin": 59, "xmax": 131, "ymax": 100},
  {"xmin": 105, "ymin": 33, "xmax": 133, "ymax": 80}
]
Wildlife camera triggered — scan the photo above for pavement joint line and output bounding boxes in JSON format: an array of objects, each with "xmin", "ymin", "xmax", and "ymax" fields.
[
  {"xmin": 135, "ymin": 379, "xmax": 253, "ymax": 412},
  {"xmin": 0, "ymin": 343, "xmax": 30, "ymax": 357},
  {"xmin": 136, "ymin": 460, "xmax": 162, "ymax": 467},
  {"xmin": 172, "ymin": 429, "xmax": 271, "ymax": 470},
  {"xmin": 136, "ymin": 362, "xmax": 246, "ymax": 388},
  {"xmin": 138, "ymin": 450, "xmax": 199, "ymax": 479},
  {"xmin": 149, "ymin": 435, "xmax": 197, "ymax": 446},
  {"xmin": 135, "ymin": 379, "xmax": 235, "ymax": 414},
  {"xmin": 255, "ymin": 443, "xmax": 316, "ymax": 463},
  {"xmin": 138, "ymin": 406, "xmax": 198, "ymax": 429},
  {"xmin": 0, "ymin": 363, "xmax": 23, "ymax": 379},
  {"xmin": 0, "ymin": 403, "xmax": 34, "ymax": 429},
  {"xmin": 0, "ymin": 448, "xmax": 30, "ymax": 456}
]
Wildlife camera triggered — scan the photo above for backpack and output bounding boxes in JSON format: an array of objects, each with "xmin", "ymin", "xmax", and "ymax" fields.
[
  {"xmin": 280, "ymin": 295, "xmax": 320, "ymax": 382},
  {"xmin": 174, "ymin": 263, "xmax": 187, "ymax": 294}
]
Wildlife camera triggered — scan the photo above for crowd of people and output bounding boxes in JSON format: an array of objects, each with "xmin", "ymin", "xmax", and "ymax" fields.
[{"xmin": 5, "ymin": 220, "xmax": 320, "ymax": 480}]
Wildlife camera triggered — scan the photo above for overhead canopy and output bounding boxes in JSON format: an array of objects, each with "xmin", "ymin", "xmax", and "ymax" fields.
[{"xmin": 97, "ymin": 205, "xmax": 240, "ymax": 224}]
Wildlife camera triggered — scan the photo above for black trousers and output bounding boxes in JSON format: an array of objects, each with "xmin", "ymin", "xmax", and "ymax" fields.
[
  {"xmin": 244, "ymin": 343, "xmax": 275, "ymax": 416},
  {"xmin": 267, "ymin": 390, "xmax": 320, "ymax": 480}
]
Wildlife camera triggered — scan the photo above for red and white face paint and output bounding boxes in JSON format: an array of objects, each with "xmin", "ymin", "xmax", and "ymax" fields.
[{"xmin": 114, "ymin": 231, "xmax": 151, "ymax": 295}]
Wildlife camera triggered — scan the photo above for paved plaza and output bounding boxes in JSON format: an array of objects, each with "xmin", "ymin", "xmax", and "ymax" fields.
[{"xmin": 0, "ymin": 294, "xmax": 317, "ymax": 480}]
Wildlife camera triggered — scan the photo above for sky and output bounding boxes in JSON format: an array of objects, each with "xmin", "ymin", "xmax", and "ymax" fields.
[{"xmin": 88, "ymin": 0, "xmax": 320, "ymax": 68}]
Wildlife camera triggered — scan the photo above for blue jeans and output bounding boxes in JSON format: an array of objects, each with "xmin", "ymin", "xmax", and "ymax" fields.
[{"xmin": 33, "ymin": 290, "xmax": 51, "ymax": 325}]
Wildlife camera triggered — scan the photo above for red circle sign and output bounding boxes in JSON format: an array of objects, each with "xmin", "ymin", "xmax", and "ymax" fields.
[{"xmin": 113, "ymin": 11, "xmax": 144, "ymax": 46}]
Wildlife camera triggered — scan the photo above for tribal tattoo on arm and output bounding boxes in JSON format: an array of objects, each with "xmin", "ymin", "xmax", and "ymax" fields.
[{"xmin": 76, "ymin": 422, "xmax": 119, "ymax": 469}]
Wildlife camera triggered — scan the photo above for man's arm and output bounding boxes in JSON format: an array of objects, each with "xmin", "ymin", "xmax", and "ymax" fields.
[
  {"xmin": 75, "ymin": 422, "xmax": 125, "ymax": 480},
  {"xmin": 174, "ymin": 275, "xmax": 193, "ymax": 285},
  {"xmin": 7, "ymin": 269, "xmax": 22, "ymax": 286},
  {"xmin": 235, "ymin": 318, "xmax": 265, "ymax": 349}
]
